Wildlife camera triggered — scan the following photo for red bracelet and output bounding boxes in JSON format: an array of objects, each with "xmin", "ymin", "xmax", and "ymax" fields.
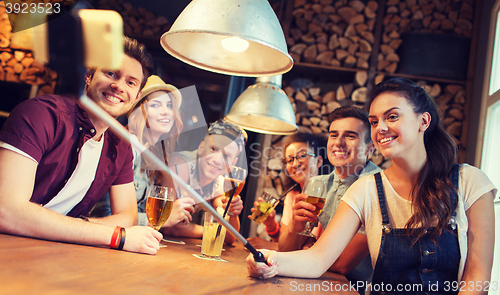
[
  {"xmin": 265, "ymin": 220, "xmax": 280, "ymax": 236},
  {"xmin": 110, "ymin": 226, "xmax": 121, "ymax": 249}
]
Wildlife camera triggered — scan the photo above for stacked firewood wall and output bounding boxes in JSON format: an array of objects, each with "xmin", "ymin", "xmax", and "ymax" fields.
[
  {"xmin": 284, "ymin": 72, "xmax": 369, "ymax": 134},
  {"xmin": 0, "ymin": 1, "xmax": 58, "ymax": 96},
  {"xmin": 288, "ymin": 0, "xmax": 379, "ymax": 69},
  {"xmin": 280, "ymin": 0, "xmax": 471, "ymax": 167},
  {"xmin": 378, "ymin": 0, "xmax": 472, "ymax": 158},
  {"xmin": 378, "ymin": 0, "xmax": 474, "ymax": 74}
]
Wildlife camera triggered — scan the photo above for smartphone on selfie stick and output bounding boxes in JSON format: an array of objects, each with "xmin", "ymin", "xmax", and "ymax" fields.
[{"xmin": 37, "ymin": 3, "xmax": 123, "ymax": 95}]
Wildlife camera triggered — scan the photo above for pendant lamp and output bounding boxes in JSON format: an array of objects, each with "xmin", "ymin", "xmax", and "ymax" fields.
[
  {"xmin": 225, "ymin": 75, "xmax": 298, "ymax": 135},
  {"xmin": 160, "ymin": 0, "xmax": 293, "ymax": 77}
]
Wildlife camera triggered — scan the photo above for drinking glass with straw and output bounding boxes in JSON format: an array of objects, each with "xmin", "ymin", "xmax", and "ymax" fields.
[
  {"xmin": 201, "ymin": 208, "xmax": 229, "ymax": 259},
  {"xmin": 214, "ymin": 166, "xmax": 247, "ymax": 239}
]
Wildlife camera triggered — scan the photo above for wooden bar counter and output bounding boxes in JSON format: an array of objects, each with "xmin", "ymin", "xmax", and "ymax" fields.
[{"xmin": 0, "ymin": 233, "xmax": 359, "ymax": 294}]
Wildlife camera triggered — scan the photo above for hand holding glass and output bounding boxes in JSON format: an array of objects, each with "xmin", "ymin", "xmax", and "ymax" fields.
[
  {"xmin": 297, "ymin": 179, "xmax": 326, "ymax": 238},
  {"xmin": 146, "ymin": 185, "xmax": 175, "ymax": 230},
  {"xmin": 222, "ymin": 166, "xmax": 247, "ymax": 200},
  {"xmin": 250, "ymin": 192, "xmax": 280, "ymax": 225}
]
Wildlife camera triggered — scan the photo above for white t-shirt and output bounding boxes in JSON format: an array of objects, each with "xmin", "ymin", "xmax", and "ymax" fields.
[
  {"xmin": 0, "ymin": 136, "xmax": 104, "ymax": 215},
  {"xmin": 43, "ymin": 135, "xmax": 104, "ymax": 215},
  {"xmin": 0, "ymin": 141, "xmax": 37, "ymax": 163},
  {"xmin": 342, "ymin": 164, "xmax": 497, "ymax": 281}
]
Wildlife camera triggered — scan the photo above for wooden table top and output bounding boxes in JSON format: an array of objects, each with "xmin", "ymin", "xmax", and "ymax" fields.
[{"xmin": 0, "ymin": 233, "xmax": 359, "ymax": 295}]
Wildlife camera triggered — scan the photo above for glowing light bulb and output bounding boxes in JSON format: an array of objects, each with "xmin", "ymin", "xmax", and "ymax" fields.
[{"xmin": 221, "ymin": 37, "xmax": 249, "ymax": 53}]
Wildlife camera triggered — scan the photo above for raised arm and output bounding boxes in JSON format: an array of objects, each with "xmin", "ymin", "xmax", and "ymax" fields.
[
  {"xmin": 0, "ymin": 148, "xmax": 162, "ymax": 254},
  {"xmin": 460, "ymin": 191, "xmax": 495, "ymax": 295},
  {"xmin": 248, "ymin": 201, "xmax": 361, "ymax": 279}
]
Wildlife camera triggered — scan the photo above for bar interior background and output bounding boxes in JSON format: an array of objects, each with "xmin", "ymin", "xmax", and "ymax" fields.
[{"xmin": 0, "ymin": 1, "xmax": 498, "ymax": 289}]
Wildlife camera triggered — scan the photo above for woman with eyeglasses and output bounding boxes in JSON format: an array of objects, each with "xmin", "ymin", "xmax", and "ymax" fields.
[{"xmin": 247, "ymin": 132, "xmax": 326, "ymax": 250}]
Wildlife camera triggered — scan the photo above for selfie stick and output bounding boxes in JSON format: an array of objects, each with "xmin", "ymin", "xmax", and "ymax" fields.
[{"xmin": 79, "ymin": 95, "xmax": 268, "ymax": 265}]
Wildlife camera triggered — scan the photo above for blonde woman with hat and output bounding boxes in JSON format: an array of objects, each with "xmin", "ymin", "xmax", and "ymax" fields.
[
  {"xmin": 91, "ymin": 75, "xmax": 195, "ymax": 228},
  {"xmin": 128, "ymin": 75, "xmax": 183, "ymax": 157}
]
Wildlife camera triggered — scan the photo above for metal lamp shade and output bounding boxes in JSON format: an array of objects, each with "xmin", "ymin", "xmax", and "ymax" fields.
[
  {"xmin": 225, "ymin": 76, "xmax": 298, "ymax": 135},
  {"xmin": 160, "ymin": 0, "xmax": 293, "ymax": 77}
]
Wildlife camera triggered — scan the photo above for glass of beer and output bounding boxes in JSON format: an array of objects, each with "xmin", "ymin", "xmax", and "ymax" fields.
[
  {"xmin": 250, "ymin": 191, "xmax": 280, "ymax": 225},
  {"xmin": 297, "ymin": 179, "xmax": 326, "ymax": 237},
  {"xmin": 146, "ymin": 185, "xmax": 175, "ymax": 231},
  {"xmin": 201, "ymin": 209, "xmax": 229, "ymax": 259},
  {"xmin": 222, "ymin": 166, "xmax": 247, "ymax": 200}
]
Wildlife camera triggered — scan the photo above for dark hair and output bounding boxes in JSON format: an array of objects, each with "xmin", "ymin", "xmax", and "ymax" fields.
[
  {"xmin": 281, "ymin": 132, "xmax": 331, "ymax": 189},
  {"xmin": 86, "ymin": 37, "xmax": 154, "ymax": 90},
  {"xmin": 282, "ymin": 132, "xmax": 325, "ymax": 158},
  {"xmin": 123, "ymin": 36, "xmax": 154, "ymax": 90},
  {"xmin": 370, "ymin": 77, "xmax": 457, "ymax": 242},
  {"xmin": 328, "ymin": 106, "xmax": 372, "ymax": 144}
]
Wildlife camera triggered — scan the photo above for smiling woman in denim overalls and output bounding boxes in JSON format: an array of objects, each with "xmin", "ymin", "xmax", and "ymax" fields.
[{"xmin": 246, "ymin": 78, "xmax": 497, "ymax": 295}]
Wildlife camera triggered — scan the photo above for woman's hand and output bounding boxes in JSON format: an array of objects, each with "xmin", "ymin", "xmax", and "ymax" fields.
[
  {"xmin": 246, "ymin": 249, "xmax": 279, "ymax": 279},
  {"xmin": 162, "ymin": 198, "xmax": 195, "ymax": 227},
  {"xmin": 221, "ymin": 195, "xmax": 243, "ymax": 216},
  {"xmin": 247, "ymin": 198, "xmax": 277, "ymax": 228}
]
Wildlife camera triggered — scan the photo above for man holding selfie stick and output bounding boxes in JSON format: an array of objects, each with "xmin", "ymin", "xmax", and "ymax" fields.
[{"xmin": 0, "ymin": 34, "xmax": 163, "ymax": 255}]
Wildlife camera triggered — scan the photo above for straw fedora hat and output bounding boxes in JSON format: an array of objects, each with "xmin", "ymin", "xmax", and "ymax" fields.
[{"xmin": 131, "ymin": 75, "xmax": 182, "ymax": 113}]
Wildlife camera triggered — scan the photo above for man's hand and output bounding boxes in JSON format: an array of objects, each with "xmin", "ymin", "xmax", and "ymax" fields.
[
  {"xmin": 163, "ymin": 197, "xmax": 195, "ymax": 227},
  {"xmin": 123, "ymin": 226, "xmax": 163, "ymax": 255},
  {"xmin": 291, "ymin": 193, "xmax": 318, "ymax": 232},
  {"xmin": 221, "ymin": 195, "xmax": 243, "ymax": 216}
]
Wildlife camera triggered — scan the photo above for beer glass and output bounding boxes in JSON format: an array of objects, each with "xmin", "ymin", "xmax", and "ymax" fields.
[
  {"xmin": 222, "ymin": 166, "xmax": 247, "ymax": 200},
  {"xmin": 297, "ymin": 179, "xmax": 326, "ymax": 237},
  {"xmin": 146, "ymin": 185, "xmax": 175, "ymax": 230}
]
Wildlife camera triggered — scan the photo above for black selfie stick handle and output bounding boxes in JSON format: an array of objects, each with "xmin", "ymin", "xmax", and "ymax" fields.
[
  {"xmin": 215, "ymin": 191, "xmax": 234, "ymax": 239},
  {"xmin": 245, "ymin": 242, "xmax": 269, "ymax": 266}
]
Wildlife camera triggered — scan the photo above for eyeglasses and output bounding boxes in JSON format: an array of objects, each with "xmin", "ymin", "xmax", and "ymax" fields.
[{"xmin": 283, "ymin": 151, "xmax": 316, "ymax": 165}]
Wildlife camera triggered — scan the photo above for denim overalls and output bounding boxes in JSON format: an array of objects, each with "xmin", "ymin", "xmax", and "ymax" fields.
[{"xmin": 371, "ymin": 164, "xmax": 460, "ymax": 295}]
